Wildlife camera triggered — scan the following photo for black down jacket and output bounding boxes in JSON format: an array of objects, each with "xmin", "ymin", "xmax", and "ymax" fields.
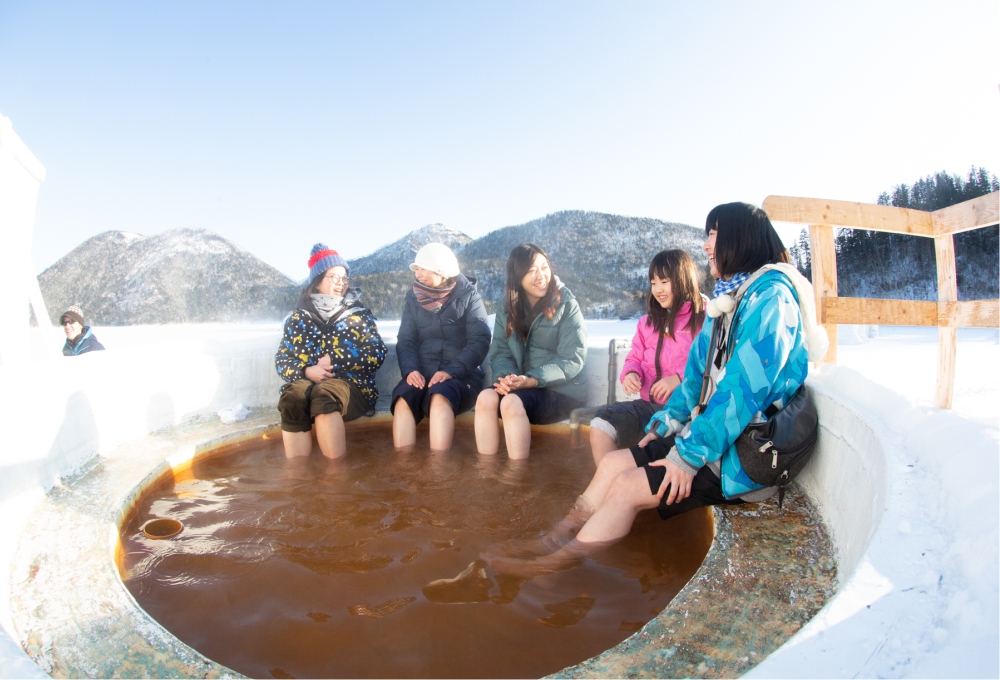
[{"xmin": 395, "ymin": 275, "xmax": 491, "ymax": 387}]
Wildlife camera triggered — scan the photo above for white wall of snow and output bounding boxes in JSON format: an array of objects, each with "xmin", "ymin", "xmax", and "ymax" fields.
[
  {"xmin": 796, "ymin": 380, "xmax": 887, "ymax": 581},
  {"xmin": 0, "ymin": 114, "xmax": 50, "ymax": 370}
]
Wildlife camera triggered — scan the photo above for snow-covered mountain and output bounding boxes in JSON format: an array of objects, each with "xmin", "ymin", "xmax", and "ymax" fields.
[
  {"xmin": 38, "ymin": 212, "xmax": 707, "ymax": 324},
  {"xmin": 38, "ymin": 229, "xmax": 299, "ymax": 325},
  {"xmin": 349, "ymin": 223, "xmax": 473, "ymax": 276},
  {"xmin": 351, "ymin": 210, "xmax": 708, "ymax": 319}
]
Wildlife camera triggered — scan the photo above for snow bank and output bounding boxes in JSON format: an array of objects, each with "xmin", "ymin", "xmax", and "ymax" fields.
[{"xmin": 750, "ymin": 363, "xmax": 998, "ymax": 677}]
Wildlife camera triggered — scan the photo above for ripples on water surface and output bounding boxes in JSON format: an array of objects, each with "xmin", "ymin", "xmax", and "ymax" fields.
[{"xmin": 120, "ymin": 424, "xmax": 713, "ymax": 679}]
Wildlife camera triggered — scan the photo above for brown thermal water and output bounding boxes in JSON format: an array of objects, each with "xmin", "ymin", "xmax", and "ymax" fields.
[{"xmin": 119, "ymin": 424, "xmax": 713, "ymax": 679}]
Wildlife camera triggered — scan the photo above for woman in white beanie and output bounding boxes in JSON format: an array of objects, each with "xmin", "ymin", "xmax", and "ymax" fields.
[{"xmin": 391, "ymin": 243, "xmax": 491, "ymax": 450}]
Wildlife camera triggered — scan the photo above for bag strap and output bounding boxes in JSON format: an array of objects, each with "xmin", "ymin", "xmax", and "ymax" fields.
[
  {"xmin": 653, "ymin": 330, "xmax": 665, "ymax": 383},
  {"xmin": 696, "ymin": 268, "xmax": 772, "ymax": 413},
  {"xmin": 696, "ymin": 318, "xmax": 723, "ymax": 412}
]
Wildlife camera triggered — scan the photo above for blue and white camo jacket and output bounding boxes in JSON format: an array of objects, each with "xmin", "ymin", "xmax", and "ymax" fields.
[{"xmin": 646, "ymin": 269, "xmax": 809, "ymax": 498}]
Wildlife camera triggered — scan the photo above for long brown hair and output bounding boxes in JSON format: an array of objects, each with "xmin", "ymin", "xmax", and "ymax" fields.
[
  {"xmin": 504, "ymin": 243, "xmax": 561, "ymax": 340},
  {"xmin": 645, "ymin": 249, "xmax": 705, "ymax": 338}
]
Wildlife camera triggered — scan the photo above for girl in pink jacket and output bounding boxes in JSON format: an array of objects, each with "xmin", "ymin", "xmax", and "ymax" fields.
[{"xmin": 589, "ymin": 249, "xmax": 705, "ymax": 463}]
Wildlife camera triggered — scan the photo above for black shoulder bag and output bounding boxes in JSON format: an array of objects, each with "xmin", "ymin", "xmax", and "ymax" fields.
[{"xmin": 697, "ymin": 299, "xmax": 819, "ymax": 508}]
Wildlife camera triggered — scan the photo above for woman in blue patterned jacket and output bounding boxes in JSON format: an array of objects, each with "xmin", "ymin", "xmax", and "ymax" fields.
[
  {"xmin": 567, "ymin": 202, "xmax": 827, "ymax": 544},
  {"xmin": 491, "ymin": 203, "xmax": 825, "ymax": 562},
  {"xmin": 274, "ymin": 244, "xmax": 386, "ymax": 460}
]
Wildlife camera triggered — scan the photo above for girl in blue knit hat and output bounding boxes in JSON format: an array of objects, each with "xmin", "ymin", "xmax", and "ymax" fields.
[{"xmin": 274, "ymin": 244, "xmax": 387, "ymax": 459}]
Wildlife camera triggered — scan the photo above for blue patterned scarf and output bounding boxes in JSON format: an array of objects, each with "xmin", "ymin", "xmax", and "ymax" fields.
[{"xmin": 713, "ymin": 271, "xmax": 750, "ymax": 298}]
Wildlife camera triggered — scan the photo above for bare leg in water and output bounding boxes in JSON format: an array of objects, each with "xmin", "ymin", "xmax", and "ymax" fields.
[{"xmin": 484, "ymin": 448, "xmax": 663, "ymax": 577}]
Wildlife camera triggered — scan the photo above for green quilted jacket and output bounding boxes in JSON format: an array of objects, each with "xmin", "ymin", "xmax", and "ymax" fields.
[{"xmin": 489, "ymin": 278, "xmax": 588, "ymax": 402}]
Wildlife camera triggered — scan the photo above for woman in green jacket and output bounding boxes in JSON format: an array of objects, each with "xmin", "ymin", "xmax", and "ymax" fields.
[{"xmin": 474, "ymin": 243, "xmax": 588, "ymax": 459}]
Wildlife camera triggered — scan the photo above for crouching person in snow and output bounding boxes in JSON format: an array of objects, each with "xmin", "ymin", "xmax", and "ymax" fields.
[
  {"xmin": 61, "ymin": 306, "xmax": 105, "ymax": 356},
  {"xmin": 391, "ymin": 243, "xmax": 491, "ymax": 451},
  {"xmin": 275, "ymin": 244, "xmax": 386, "ymax": 459},
  {"xmin": 485, "ymin": 202, "xmax": 827, "ymax": 576}
]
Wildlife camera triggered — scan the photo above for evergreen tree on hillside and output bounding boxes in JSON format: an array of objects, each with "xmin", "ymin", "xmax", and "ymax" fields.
[
  {"xmin": 794, "ymin": 167, "xmax": 997, "ymax": 301},
  {"xmin": 875, "ymin": 166, "xmax": 997, "ymax": 211}
]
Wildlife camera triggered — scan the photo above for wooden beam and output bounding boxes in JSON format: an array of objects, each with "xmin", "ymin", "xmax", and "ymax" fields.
[
  {"xmin": 821, "ymin": 297, "xmax": 998, "ymax": 329},
  {"xmin": 934, "ymin": 235, "xmax": 958, "ymax": 409},
  {"xmin": 931, "ymin": 191, "xmax": 1000, "ymax": 236},
  {"xmin": 935, "ymin": 234, "xmax": 958, "ymax": 303},
  {"xmin": 764, "ymin": 196, "xmax": 934, "ymax": 236},
  {"xmin": 939, "ymin": 300, "xmax": 1000, "ymax": 328},
  {"xmin": 823, "ymin": 297, "xmax": 938, "ymax": 326},
  {"xmin": 809, "ymin": 224, "xmax": 838, "ymax": 363}
]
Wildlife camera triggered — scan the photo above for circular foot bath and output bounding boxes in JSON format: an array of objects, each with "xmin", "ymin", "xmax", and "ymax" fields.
[
  {"xmin": 119, "ymin": 424, "xmax": 713, "ymax": 679},
  {"xmin": 11, "ymin": 410, "xmax": 836, "ymax": 678}
]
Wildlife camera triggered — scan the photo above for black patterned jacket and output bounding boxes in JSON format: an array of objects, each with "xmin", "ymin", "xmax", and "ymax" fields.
[{"xmin": 274, "ymin": 289, "xmax": 387, "ymax": 414}]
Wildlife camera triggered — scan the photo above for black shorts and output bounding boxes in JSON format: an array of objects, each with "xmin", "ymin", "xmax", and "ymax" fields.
[
  {"xmin": 492, "ymin": 387, "xmax": 584, "ymax": 425},
  {"xmin": 591, "ymin": 398, "xmax": 662, "ymax": 449},
  {"xmin": 630, "ymin": 436, "xmax": 744, "ymax": 520},
  {"xmin": 390, "ymin": 376, "xmax": 478, "ymax": 424}
]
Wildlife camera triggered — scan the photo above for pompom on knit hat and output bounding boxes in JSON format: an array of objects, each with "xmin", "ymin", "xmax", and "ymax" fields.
[
  {"xmin": 409, "ymin": 242, "xmax": 460, "ymax": 279},
  {"xmin": 60, "ymin": 305, "xmax": 85, "ymax": 326},
  {"xmin": 308, "ymin": 243, "xmax": 349, "ymax": 282}
]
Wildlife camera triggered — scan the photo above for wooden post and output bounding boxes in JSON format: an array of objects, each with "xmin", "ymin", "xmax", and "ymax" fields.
[
  {"xmin": 934, "ymin": 234, "xmax": 958, "ymax": 409},
  {"xmin": 809, "ymin": 224, "xmax": 838, "ymax": 363}
]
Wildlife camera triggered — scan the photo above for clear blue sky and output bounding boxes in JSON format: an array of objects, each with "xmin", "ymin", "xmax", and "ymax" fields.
[{"xmin": 2, "ymin": 1, "xmax": 997, "ymax": 279}]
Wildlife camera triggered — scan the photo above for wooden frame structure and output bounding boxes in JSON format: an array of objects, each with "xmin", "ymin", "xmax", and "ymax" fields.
[{"xmin": 762, "ymin": 191, "xmax": 1000, "ymax": 409}]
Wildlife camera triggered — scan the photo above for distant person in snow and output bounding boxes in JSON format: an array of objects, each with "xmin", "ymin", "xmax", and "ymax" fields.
[
  {"xmin": 474, "ymin": 243, "xmax": 588, "ymax": 459},
  {"xmin": 274, "ymin": 244, "xmax": 387, "ymax": 459},
  {"xmin": 391, "ymin": 243, "xmax": 491, "ymax": 451},
  {"xmin": 61, "ymin": 306, "xmax": 105, "ymax": 356}
]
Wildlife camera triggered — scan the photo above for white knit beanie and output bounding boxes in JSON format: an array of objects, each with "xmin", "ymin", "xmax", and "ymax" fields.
[{"xmin": 409, "ymin": 242, "xmax": 460, "ymax": 278}]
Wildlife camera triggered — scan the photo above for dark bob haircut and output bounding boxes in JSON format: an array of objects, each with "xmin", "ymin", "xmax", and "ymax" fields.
[{"xmin": 705, "ymin": 202, "xmax": 789, "ymax": 279}]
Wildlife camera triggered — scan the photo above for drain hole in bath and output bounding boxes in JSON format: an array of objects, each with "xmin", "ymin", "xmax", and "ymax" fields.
[{"xmin": 141, "ymin": 518, "xmax": 183, "ymax": 539}]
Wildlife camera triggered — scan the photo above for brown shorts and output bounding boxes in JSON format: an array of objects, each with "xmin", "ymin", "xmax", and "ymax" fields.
[{"xmin": 277, "ymin": 378, "xmax": 367, "ymax": 432}]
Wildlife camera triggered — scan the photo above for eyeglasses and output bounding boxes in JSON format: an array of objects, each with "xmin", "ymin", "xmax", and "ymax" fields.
[
  {"xmin": 62, "ymin": 320, "xmax": 79, "ymax": 327},
  {"xmin": 324, "ymin": 273, "xmax": 349, "ymax": 284}
]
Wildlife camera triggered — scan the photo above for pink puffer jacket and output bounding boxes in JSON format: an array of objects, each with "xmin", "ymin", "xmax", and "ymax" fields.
[{"xmin": 620, "ymin": 302, "xmax": 699, "ymax": 404}]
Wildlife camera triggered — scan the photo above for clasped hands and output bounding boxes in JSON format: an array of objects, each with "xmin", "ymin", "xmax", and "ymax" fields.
[
  {"xmin": 406, "ymin": 370, "xmax": 452, "ymax": 389},
  {"xmin": 304, "ymin": 355, "xmax": 334, "ymax": 383},
  {"xmin": 492, "ymin": 374, "xmax": 538, "ymax": 395}
]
